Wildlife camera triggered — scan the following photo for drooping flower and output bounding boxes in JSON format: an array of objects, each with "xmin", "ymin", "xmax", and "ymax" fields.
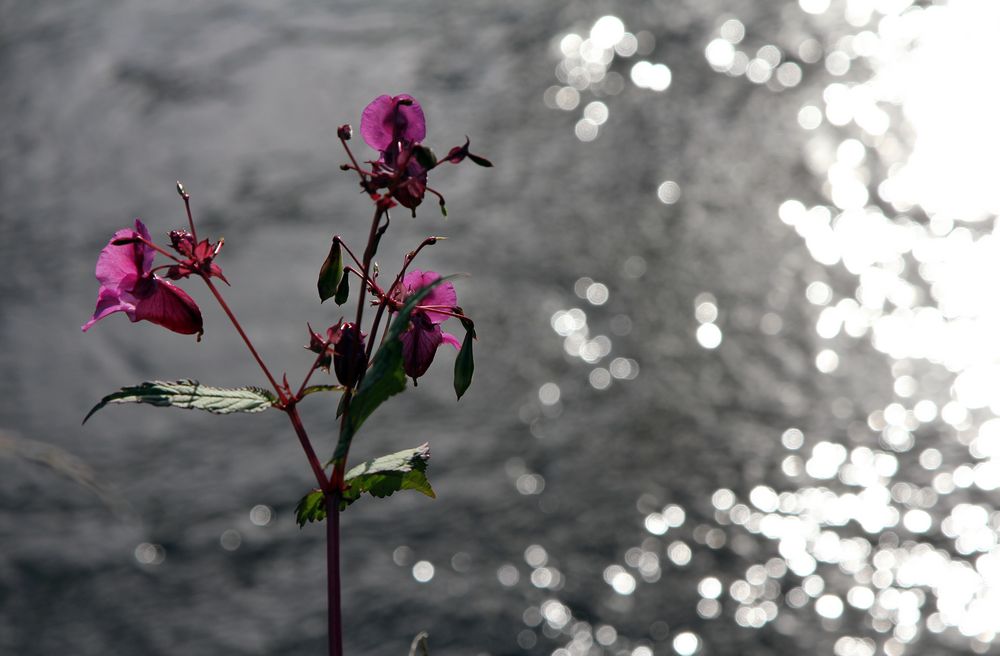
[
  {"xmin": 396, "ymin": 270, "xmax": 461, "ymax": 381},
  {"xmin": 353, "ymin": 94, "xmax": 492, "ymax": 217},
  {"xmin": 360, "ymin": 95, "xmax": 430, "ymax": 214},
  {"xmin": 82, "ymin": 219, "xmax": 203, "ymax": 336}
]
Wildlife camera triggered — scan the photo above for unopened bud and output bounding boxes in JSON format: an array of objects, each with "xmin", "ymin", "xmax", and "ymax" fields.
[
  {"xmin": 333, "ymin": 322, "xmax": 366, "ymax": 388},
  {"xmin": 169, "ymin": 230, "xmax": 196, "ymax": 257},
  {"xmin": 337, "ymin": 124, "xmax": 352, "ymax": 141},
  {"xmin": 176, "ymin": 181, "xmax": 189, "ymax": 198}
]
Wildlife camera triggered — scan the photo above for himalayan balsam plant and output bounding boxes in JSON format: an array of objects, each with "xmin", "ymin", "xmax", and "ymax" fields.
[{"xmin": 82, "ymin": 94, "xmax": 491, "ymax": 656}]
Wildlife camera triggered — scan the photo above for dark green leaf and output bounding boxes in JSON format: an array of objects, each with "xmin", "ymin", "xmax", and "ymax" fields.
[
  {"xmin": 334, "ymin": 276, "xmax": 458, "ymax": 461},
  {"xmin": 84, "ymin": 380, "xmax": 277, "ymax": 423},
  {"xmin": 340, "ymin": 443, "xmax": 434, "ymax": 510},
  {"xmin": 301, "ymin": 384, "xmax": 345, "ymax": 398},
  {"xmin": 317, "ymin": 240, "xmax": 343, "ymax": 303},
  {"xmin": 453, "ymin": 319, "xmax": 475, "ymax": 400},
  {"xmin": 295, "ymin": 489, "xmax": 326, "ymax": 527},
  {"xmin": 334, "ymin": 270, "xmax": 350, "ymax": 305},
  {"xmin": 336, "ymin": 390, "xmax": 349, "ymax": 419}
]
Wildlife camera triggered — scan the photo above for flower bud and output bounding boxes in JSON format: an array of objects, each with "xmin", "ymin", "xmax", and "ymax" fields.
[
  {"xmin": 337, "ymin": 124, "xmax": 352, "ymax": 141},
  {"xmin": 333, "ymin": 322, "xmax": 366, "ymax": 388},
  {"xmin": 169, "ymin": 230, "xmax": 196, "ymax": 257},
  {"xmin": 305, "ymin": 323, "xmax": 333, "ymax": 372}
]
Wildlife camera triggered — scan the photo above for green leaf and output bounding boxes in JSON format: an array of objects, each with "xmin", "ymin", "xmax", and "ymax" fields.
[
  {"xmin": 295, "ymin": 489, "xmax": 326, "ymax": 527},
  {"xmin": 453, "ymin": 317, "xmax": 475, "ymax": 400},
  {"xmin": 317, "ymin": 240, "xmax": 343, "ymax": 303},
  {"xmin": 301, "ymin": 384, "xmax": 345, "ymax": 398},
  {"xmin": 341, "ymin": 443, "xmax": 434, "ymax": 510},
  {"xmin": 334, "ymin": 270, "xmax": 350, "ymax": 305},
  {"xmin": 84, "ymin": 380, "xmax": 277, "ymax": 423},
  {"xmin": 334, "ymin": 276, "xmax": 458, "ymax": 460}
]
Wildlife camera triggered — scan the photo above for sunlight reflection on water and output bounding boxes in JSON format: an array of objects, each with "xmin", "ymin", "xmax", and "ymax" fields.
[{"xmin": 539, "ymin": 1, "xmax": 1000, "ymax": 654}]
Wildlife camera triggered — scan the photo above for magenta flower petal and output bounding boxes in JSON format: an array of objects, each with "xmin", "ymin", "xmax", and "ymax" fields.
[
  {"xmin": 441, "ymin": 331, "xmax": 461, "ymax": 350},
  {"xmin": 82, "ymin": 288, "xmax": 136, "ymax": 332},
  {"xmin": 401, "ymin": 314, "xmax": 443, "ymax": 380},
  {"xmin": 361, "ymin": 95, "xmax": 394, "ymax": 150},
  {"xmin": 402, "ymin": 270, "xmax": 456, "ymax": 324},
  {"xmin": 360, "ymin": 94, "xmax": 426, "ymax": 151},
  {"xmin": 94, "ymin": 219, "xmax": 153, "ymax": 291},
  {"xmin": 132, "ymin": 279, "xmax": 203, "ymax": 335}
]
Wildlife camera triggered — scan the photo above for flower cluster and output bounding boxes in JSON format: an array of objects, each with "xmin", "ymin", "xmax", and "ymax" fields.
[{"xmin": 84, "ymin": 95, "xmax": 478, "ymax": 390}]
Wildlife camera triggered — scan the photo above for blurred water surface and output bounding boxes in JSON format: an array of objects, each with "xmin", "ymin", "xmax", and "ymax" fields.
[{"xmin": 4, "ymin": 1, "xmax": 1000, "ymax": 655}]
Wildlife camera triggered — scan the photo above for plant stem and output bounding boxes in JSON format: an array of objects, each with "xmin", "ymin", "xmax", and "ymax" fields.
[
  {"xmin": 201, "ymin": 276, "xmax": 285, "ymax": 401},
  {"xmin": 355, "ymin": 207, "xmax": 386, "ymax": 329},
  {"xmin": 325, "ymin": 491, "xmax": 343, "ymax": 656},
  {"xmin": 180, "ymin": 189, "xmax": 199, "ymax": 243},
  {"xmin": 284, "ymin": 404, "xmax": 330, "ymax": 492}
]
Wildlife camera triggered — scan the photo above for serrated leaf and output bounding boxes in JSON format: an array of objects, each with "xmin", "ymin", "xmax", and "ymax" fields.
[
  {"xmin": 453, "ymin": 320, "xmax": 475, "ymax": 400},
  {"xmin": 295, "ymin": 489, "xmax": 326, "ymax": 527},
  {"xmin": 340, "ymin": 443, "xmax": 434, "ymax": 510},
  {"xmin": 84, "ymin": 380, "xmax": 277, "ymax": 423},
  {"xmin": 334, "ymin": 270, "xmax": 350, "ymax": 305},
  {"xmin": 301, "ymin": 384, "xmax": 345, "ymax": 398},
  {"xmin": 318, "ymin": 240, "xmax": 343, "ymax": 303},
  {"xmin": 333, "ymin": 276, "xmax": 458, "ymax": 461}
]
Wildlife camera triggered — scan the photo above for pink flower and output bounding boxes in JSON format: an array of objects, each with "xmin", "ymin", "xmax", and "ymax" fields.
[
  {"xmin": 360, "ymin": 94, "xmax": 426, "ymax": 151},
  {"xmin": 82, "ymin": 219, "xmax": 203, "ymax": 336},
  {"xmin": 396, "ymin": 270, "xmax": 460, "ymax": 381},
  {"xmin": 353, "ymin": 94, "xmax": 491, "ymax": 217}
]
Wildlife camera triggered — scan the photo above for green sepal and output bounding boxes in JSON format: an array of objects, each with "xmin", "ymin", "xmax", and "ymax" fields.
[
  {"xmin": 317, "ymin": 239, "xmax": 343, "ymax": 303},
  {"xmin": 468, "ymin": 153, "xmax": 493, "ymax": 167},
  {"xmin": 295, "ymin": 489, "xmax": 326, "ymax": 527},
  {"xmin": 334, "ymin": 270, "xmax": 351, "ymax": 305},
  {"xmin": 340, "ymin": 443, "xmax": 434, "ymax": 510},
  {"xmin": 84, "ymin": 380, "xmax": 277, "ymax": 424},
  {"xmin": 413, "ymin": 145, "xmax": 438, "ymax": 170},
  {"xmin": 453, "ymin": 313, "xmax": 475, "ymax": 400},
  {"xmin": 301, "ymin": 384, "xmax": 345, "ymax": 398}
]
